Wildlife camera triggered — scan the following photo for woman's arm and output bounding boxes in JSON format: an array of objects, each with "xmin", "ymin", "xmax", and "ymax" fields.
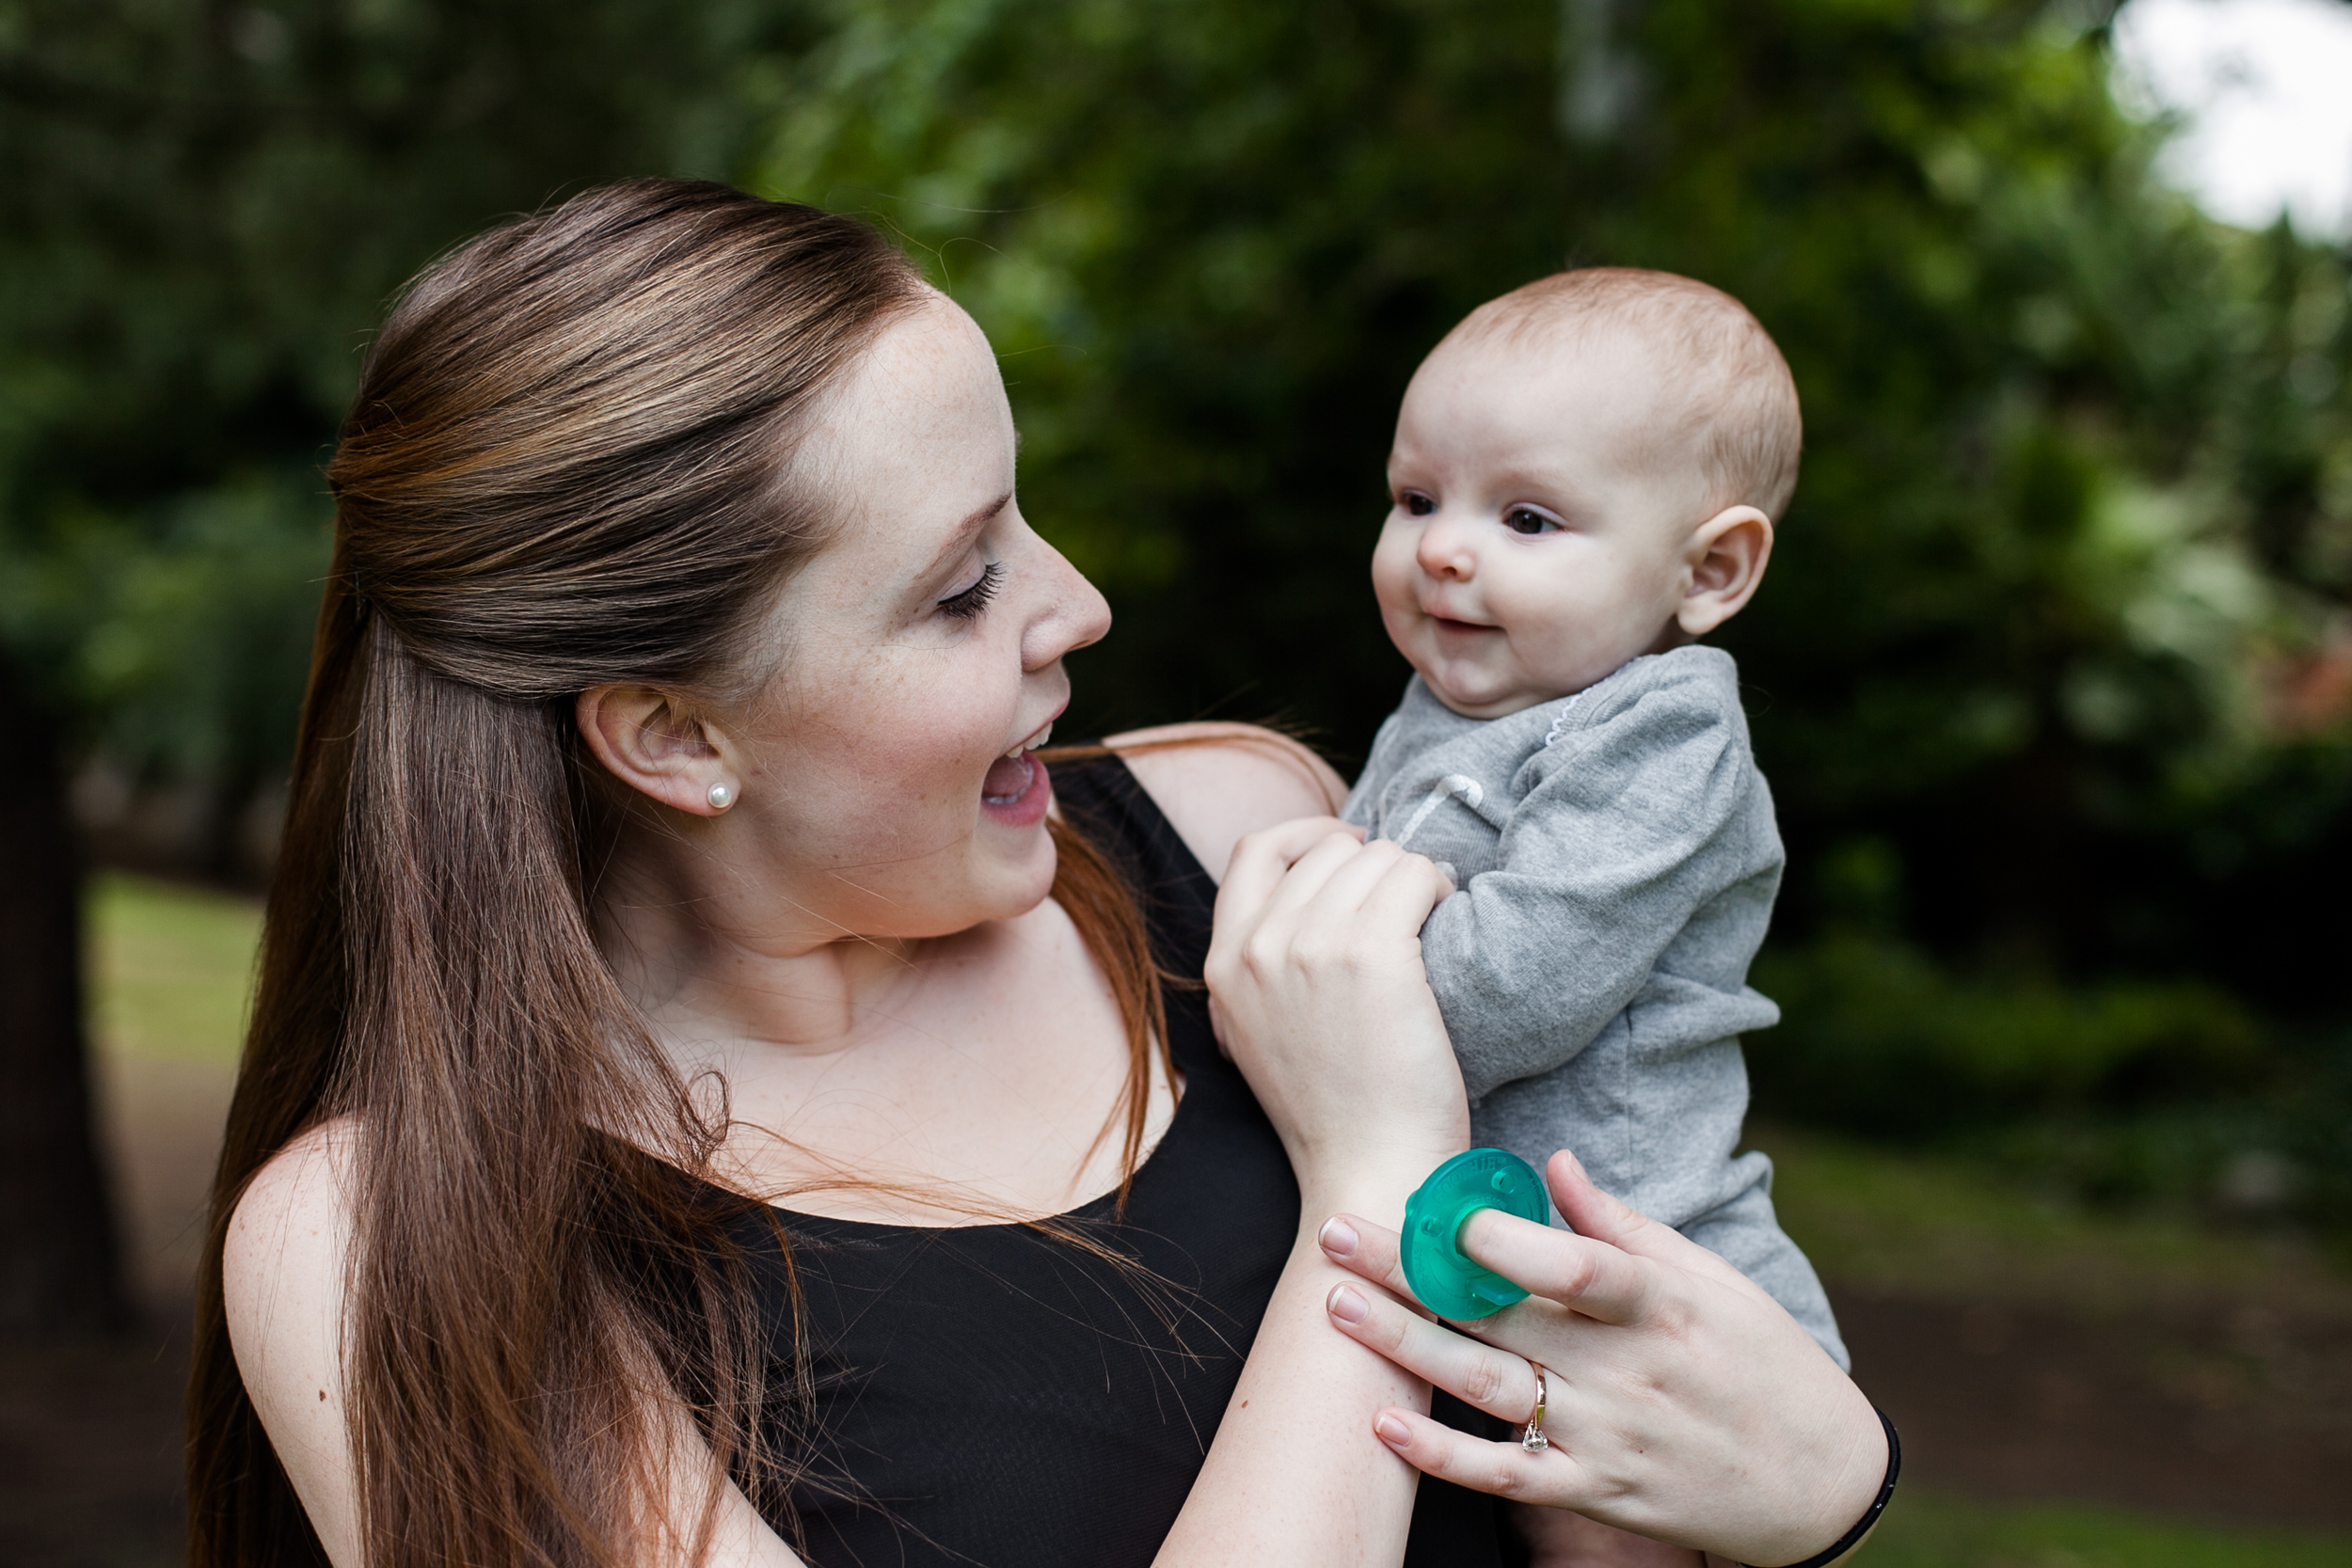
[
  {"xmin": 224, "ymin": 1124, "xmax": 805, "ymax": 1568},
  {"xmin": 1318, "ymin": 1151, "xmax": 1888, "ymax": 1567},
  {"xmin": 1156, "ymin": 811, "xmax": 1475, "ymax": 1566},
  {"xmin": 1116, "ymin": 731, "xmax": 1477, "ymax": 1565}
]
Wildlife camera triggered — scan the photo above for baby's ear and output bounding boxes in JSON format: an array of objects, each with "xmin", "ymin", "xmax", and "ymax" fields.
[{"xmin": 1675, "ymin": 505, "xmax": 1773, "ymax": 638}]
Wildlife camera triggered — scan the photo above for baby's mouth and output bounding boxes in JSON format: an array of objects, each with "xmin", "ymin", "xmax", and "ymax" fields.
[{"xmin": 982, "ymin": 721, "xmax": 1053, "ymax": 803}]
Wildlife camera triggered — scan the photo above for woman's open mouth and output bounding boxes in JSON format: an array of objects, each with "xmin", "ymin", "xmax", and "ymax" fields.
[{"xmin": 981, "ymin": 721, "xmax": 1054, "ymax": 826}]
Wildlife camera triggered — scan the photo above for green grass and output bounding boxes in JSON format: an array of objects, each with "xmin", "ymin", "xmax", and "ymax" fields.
[
  {"xmin": 1749, "ymin": 1122, "xmax": 2352, "ymax": 1316},
  {"xmin": 87, "ymin": 872, "xmax": 262, "ymax": 1066},
  {"xmin": 1857, "ymin": 1490, "xmax": 2352, "ymax": 1566}
]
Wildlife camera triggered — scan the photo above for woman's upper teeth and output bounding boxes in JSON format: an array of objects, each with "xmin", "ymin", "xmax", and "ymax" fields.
[{"xmin": 1006, "ymin": 721, "xmax": 1053, "ymax": 758}]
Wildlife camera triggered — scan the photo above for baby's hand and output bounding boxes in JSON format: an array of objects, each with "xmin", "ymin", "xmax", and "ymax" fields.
[{"xmin": 1513, "ymin": 1505, "xmax": 1708, "ymax": 1568}]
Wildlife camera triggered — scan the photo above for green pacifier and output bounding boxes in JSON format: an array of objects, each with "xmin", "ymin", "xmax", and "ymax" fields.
[{"xmin": 1399, "ymin": 1148, "xmax": 1550, "ymax": 1320}]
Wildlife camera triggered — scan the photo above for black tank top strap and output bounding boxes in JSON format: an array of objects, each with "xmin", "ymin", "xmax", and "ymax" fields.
[{"xmin": 1049, "ymin": 748, "xmax": 1220, "ymax": 1070}]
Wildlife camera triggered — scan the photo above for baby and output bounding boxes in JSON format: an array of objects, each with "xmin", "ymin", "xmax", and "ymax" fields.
[{"xmin": 1344, "ymin": 270, "xmax": 1844, "ymax": 1559}]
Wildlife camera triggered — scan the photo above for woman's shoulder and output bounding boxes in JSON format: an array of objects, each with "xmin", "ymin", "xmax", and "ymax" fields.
[
  {"xmin": 224, "ymin": 1117, "xmax": 360, "ymax": 1373},
  {"xmin": 230, "ymin": 1116, "xmax": 361, "ymax": 1249},
  {"xmin": 1104, "ymin": 722, "xmax": 1347, "ymax": 885},
  {"xmin": 221, "ymin": 1117, "xmax": 364, "ymax": 1564}
]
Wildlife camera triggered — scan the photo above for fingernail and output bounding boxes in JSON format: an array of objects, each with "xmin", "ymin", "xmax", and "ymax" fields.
[
  {"xmin": 1375, "ymin": 1414, "xmax": 1413, "ymax": 1447},
  {"xmin": 1327, "ymin": 1284, "xmax": 1369, "ymax": 1323},
  {"xmin": 1319, "ymin": 1216, "xmax": 1359, "ymax": 1257}
]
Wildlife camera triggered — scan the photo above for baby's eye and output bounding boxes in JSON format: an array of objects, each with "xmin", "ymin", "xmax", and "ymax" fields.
[
  {"xmin": 1401, "ymin": 491, "xmax": 1437, "ymax": 516},
  {"xmin": 1505, "ymin": 506, "xmax": 1560, "ymax": 535}
]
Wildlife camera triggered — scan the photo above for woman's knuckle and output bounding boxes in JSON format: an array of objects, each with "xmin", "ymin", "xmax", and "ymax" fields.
[
  {"xmin": 1460, "ymin": 1358, "xmax": 1505, "ymax": 1405},
  {"xmin": 1295, "ymin": 932, "xmax": 1343, "ymax": 970},
  {"xmin": 1484, "ymin": 1455, "xmax": 1530, "ymax": 1497}
]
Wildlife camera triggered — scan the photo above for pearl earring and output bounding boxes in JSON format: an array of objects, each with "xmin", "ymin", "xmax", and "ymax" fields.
[{"xmin": 706, "ymin": 781, "xmax": 736, "ymax": 811}]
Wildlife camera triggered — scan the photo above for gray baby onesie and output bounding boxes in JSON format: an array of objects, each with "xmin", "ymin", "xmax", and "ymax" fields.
[{"xmin": 1343, "ymin": 645, "xmax": 1846, "ymax": 1367}]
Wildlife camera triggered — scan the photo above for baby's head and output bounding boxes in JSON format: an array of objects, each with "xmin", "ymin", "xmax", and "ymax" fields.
[{"xmin": 1374, "ymin": 267, "xmax": 1800, "ymax": 719}]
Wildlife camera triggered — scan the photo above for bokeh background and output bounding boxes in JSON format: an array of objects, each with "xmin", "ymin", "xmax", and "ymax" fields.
[{"xmin": 5, "ymin": 0, "xmax": 2352, "ymax": 1563}]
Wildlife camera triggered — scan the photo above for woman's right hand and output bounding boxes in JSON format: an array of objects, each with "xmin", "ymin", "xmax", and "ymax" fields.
[
  {"xmin": 1204, "ymin": 818, "xmax": 1470, "ymax": 1200},
  {"xmin": 1319, "ymin": 1150, "xmax": 1889, "ymax": 1567}
]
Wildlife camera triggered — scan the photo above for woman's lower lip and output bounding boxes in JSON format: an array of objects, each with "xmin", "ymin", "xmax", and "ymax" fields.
[{"xmin": 980, "ymin": 752, "xmax": 1053, "ymax": 828}]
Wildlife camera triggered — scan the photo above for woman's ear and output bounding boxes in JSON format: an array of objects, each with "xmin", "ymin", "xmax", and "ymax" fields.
[
  {"xmin": 576, "ymin": 686, "xmax": 736, "ymax": 816},
  {"xmin": 1674, "ymin": 505, "xmax": 1774, "ymax": 639}
]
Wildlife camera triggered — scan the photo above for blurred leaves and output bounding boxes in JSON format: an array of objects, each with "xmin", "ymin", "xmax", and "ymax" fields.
[
  {"xmin": 737, "ymin": 0, "xmax": 2352, "ymax": 1004},
  {"xmin": 0, "ymin": 0, "xmax": 788, "ymax": 864},
  {"xmin": 4, "ymin": 0, "xmax": 2352, "ymax": 1183}
]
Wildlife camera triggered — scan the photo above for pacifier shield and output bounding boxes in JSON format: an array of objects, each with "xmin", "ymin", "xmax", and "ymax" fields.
[{"xmin": 1399, "ymin": 1148, "xmax": 1551, "ymax": 1320}]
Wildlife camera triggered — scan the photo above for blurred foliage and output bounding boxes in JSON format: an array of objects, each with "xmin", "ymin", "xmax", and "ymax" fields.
[
  {"xmin": 0, "ymin": 0, "xmax": 793, "ymax": 861},
  {"xmin": 744, "ymin": 0, "xmax": 2352, "ymax": 995},
  {"xmin": 5, "ymin": 0, "xmax": 2352, "ymax": 1212}
]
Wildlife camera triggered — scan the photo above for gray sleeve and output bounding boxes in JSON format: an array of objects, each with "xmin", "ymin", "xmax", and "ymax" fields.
[{"xmin": 1420, "ymin": 676, "xmax": 1765, "ymax": 1101}]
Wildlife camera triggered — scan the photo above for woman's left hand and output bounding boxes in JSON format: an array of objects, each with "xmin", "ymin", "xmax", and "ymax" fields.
[
  {"xmin": 1204, "ymin": 817, "xmax": 1469, "ymax": 1200},
  {"xmin": 1318, "ymin": 1150, "xmax": 1887, "ymax": 1567}
]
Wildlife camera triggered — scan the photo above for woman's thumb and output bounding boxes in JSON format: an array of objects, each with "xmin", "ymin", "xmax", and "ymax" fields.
[{"xmin": 1545, "ymin": 1149, "xmax": 1646, "ymax": 1248}]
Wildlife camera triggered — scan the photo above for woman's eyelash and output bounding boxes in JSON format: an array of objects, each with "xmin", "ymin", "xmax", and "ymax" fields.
[{"xmin": 937, "ymin": 561, "xmax": 1004, "ymax": 620}]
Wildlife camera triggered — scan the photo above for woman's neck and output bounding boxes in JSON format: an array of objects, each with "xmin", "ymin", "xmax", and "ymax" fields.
[{"xmin": 592, "ymin": 847, "xmax": 930, "ymax": 1054}]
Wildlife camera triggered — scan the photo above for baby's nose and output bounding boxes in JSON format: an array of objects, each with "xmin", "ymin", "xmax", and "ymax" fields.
[{"xmin": 1415, "ymin": 516, "xmax": 1478, "ymax": 578}]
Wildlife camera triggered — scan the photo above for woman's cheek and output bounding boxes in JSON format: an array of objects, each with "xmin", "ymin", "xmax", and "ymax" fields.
[{"xmin": 852, "ymin": 660, "xmax": 1015, "ymax": 823}]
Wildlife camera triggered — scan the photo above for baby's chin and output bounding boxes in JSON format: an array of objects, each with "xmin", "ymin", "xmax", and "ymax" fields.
[{"xmin": 1415, "ymin": 661, "xmax": 1565, "ymax": 721}]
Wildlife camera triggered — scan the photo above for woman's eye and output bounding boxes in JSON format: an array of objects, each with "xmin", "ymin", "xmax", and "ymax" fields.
[
  {"xmin": 937, "ymin": 561, "xmax": 1004, "ymax": 620},
  {"xmin": 1401, "ymin": 491, "xmax": 1437, "ymax": 516},
  {"xmin": 1505, "ymin": 507, "xmax": 1559, "ymax": 535}
]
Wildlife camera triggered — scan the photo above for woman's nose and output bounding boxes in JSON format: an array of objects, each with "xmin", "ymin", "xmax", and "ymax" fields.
[
  {"xmin": 1415, "ymin": 514, "xmax": 1478, "ymax": 581},
  {"xmin": 1024, "ymin": 539, "xmax": 1114, "ymax": 673}
]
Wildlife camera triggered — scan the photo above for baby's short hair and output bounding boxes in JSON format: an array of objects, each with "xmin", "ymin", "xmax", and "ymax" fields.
[{"xmin": 1448, "ymin": 267, "xmax": 1803, "ymax": 521}]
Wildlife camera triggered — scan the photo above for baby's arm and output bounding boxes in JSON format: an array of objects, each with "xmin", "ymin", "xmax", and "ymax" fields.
[{"xmin": 1419, "ymin": 669, "xmax": 1772, "ymax": 1101}]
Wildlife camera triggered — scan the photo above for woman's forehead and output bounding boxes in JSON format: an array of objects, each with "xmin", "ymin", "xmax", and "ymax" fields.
[{"xmin": 795, "ymin": 299, "xmax": 1016, "ymax": 567}]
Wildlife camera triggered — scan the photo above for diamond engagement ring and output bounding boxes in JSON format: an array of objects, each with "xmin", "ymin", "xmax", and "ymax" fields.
[{"xmin": 1521, "ymin": 1362, "xmax": 1549, "ymax": 1453}]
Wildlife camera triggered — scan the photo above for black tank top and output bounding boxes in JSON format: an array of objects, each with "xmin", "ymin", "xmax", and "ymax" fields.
[{"xmin": 724, "ymin": 753, "xmax": 1519, "ymax": 1568}]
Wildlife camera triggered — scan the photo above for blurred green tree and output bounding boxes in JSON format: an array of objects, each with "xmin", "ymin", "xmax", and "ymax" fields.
[
  {"xmin": 0, "ymin": 0, "xmax": 784, "ymax": 1332},
  {"xmin": 4, "ymin": 0, "xmax": 2350, "ymax": 1274},
  {"xmin": 744, "ymin": 0, "xmax": 2352, "ymax": 1143}
]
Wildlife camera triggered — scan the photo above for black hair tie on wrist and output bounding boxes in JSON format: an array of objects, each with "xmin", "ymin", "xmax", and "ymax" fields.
[{"xmin": 1741, "ymin": 1407, "xmax": 1900, "ymax": 1568}]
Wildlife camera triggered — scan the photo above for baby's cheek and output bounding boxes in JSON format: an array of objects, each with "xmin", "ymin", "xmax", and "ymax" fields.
[{"xmin": 1370, "ymin": 525, "xmax": 1422, "ymax": 601}]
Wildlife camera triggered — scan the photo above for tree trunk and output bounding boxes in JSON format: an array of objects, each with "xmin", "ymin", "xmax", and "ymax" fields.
[{"xmin": 0, "ymin": 644, "xmax": 129, "ymax": 1336}]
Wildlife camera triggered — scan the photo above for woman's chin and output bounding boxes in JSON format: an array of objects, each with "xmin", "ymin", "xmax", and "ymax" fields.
[{"xmin": 973, "ymin": 774, "xmax": 1059, "ymax": 910}]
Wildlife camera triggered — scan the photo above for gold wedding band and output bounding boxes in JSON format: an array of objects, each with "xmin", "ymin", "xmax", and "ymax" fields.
[{"xmin": 1521, "ymin": 1361, "xmax": 1549, "ymax": 1453}]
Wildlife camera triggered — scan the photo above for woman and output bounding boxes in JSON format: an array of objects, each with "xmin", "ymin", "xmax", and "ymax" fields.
[{"xmin": 194, "ymin": 180, "xmax": 1883, "ymax": 1568}]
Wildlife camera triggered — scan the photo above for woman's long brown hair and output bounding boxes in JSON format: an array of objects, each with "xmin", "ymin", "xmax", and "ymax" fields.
[{"xmin": 186, "ymin": 180, "xmax": 1172, "ymax": 1568}]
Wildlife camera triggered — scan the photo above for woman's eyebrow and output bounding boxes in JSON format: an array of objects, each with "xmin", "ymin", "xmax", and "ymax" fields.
[{"xmin": 923, "ymin": 490, "xmax": 1014, "ymax": 577}]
